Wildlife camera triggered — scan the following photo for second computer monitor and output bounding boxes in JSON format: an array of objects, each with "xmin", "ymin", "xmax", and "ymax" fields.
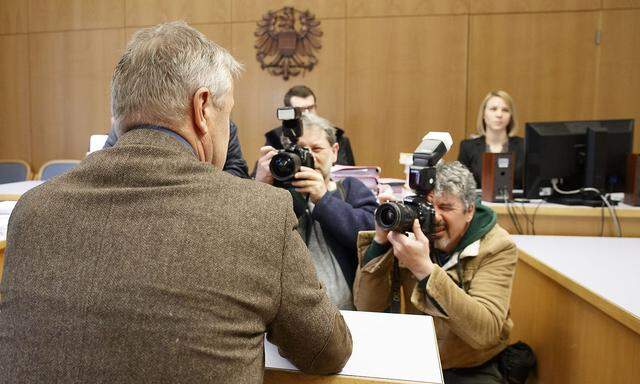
[{"xmin": 524, "ymin": 119, "xmax": 634, "ymax": 200}]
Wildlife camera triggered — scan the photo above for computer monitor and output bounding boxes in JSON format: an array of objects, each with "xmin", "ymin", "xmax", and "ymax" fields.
[{"xmin": 524, "ymin": 119, "xmax": 634, "ymax": 203}]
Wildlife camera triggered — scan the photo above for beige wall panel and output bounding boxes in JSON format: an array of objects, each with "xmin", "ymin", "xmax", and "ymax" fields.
[
  {"xmin": 347, "ymin": 0, "xmax": 468, "ymax": 17},
  {"xmin": 231, "ymin": 19, "xmax": 345, "ymax": 169},
  {"xmin": 125, "ymin": 0, "xmax": 231, "ymax": 27},
  {"xmin": 232, "ymin": 0, "xmax": 345, "ymax": 22},
  {"xmin": 0, "ymin": 0, "xmax": 28, "ymax": 34},
  {"xmin": 125, "ymin": 23, "xmax": 231, "ymax": 48},
  {"xmin": 28, "ymin": 0, "xmax": 125, "ymax": 32},
  {"xmin": 0, "ymin": 35, "xmax": 31, "ymax": 162},
  {"xmin": 470, "ymin": 0, "xmax": 600, "ymax": 14},
  {"xmin": 467, "ymin": 12, "xmax": 599, "ymax": 139},
  {"xmin": 603, "ymin": 0, "xmax": 640, "ymax": 8},
  {"xmin": 29, "ymin": 29, "xmax": 124, "ymax": 168},
  {"xmin": 597, "ymin": 10, "xmax": 640, "ymax": 153},
  {"xmin": 346, "ymin": 16, "xmax": 468, "ymax": 178}
]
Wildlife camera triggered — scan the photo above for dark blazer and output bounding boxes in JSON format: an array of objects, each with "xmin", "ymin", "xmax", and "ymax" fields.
[
  {"xmin": 104, "ymin": 121, "xmax": 250, "ymax": 179},
  {"xmin": 458, "ymin": 136, "xmax": 524, "ymax": 189},
  {"xmin": 0, "ymin": 128, "xmax": 351, "ymax": 383}
]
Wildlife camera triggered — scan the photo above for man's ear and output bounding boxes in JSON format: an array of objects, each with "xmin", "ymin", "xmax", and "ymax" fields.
[
  {"xmin": 331, "ymin": 142, "xmax": 339, "ymax": 163},
  {"xmin": 465, "ymin": 203, "xmax": 475, "ymax": 223},
  {"xmin": 192, "ymin": 87, "xmax": 212, "ymax": 136}
]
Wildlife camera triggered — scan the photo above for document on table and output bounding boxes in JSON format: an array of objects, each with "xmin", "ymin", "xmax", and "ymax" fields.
[{"xmin": 265, "ymin": 310, "xmax": 443, "ymax": 383}]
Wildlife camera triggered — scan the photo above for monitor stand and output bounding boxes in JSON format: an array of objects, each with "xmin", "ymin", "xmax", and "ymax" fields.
[{"xmin": 546, "ymin": 192, "xmax": 618, "ymax": 207}]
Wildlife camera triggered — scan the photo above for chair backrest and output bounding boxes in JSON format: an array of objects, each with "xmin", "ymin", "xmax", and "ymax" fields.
[
  {"xmin": 0, "ymin": 160, "xmax": 32, "ymax": 184},
  {"xmin": 36, "ymin": 160, "xmax": 80, "ymax": 181}
]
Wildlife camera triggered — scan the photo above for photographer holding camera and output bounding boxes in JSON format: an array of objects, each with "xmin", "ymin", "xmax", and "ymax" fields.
[
  {"xmin": 255, "ymin": 112, "xmax": 377, "ymax": 309},
  {"xmin": 354, "ymin": 160, "xmax": 517, "ymax": 384}
]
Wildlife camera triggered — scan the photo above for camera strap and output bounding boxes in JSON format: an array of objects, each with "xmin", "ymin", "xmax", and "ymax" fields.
[{"xmin": 390, "ymin": 258, "xmax": 401, "ymax": 313}]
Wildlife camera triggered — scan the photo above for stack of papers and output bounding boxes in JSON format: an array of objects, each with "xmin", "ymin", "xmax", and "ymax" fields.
[{"xmin": 331, "ymin": 165, "xmax": 381, "ymax": 194}]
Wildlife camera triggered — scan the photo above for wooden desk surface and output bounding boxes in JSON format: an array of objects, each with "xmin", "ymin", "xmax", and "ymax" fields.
[
  {"xmin": 509, "ymin": 235, "xmax": 640, "ymax": 383},
  {"xmin": 487, "ymin": 201, "xmax": 640, "ymax": 237},
  {"xmin": 513, "ymin": 235, "xmax": 640, "ymax": 333}
]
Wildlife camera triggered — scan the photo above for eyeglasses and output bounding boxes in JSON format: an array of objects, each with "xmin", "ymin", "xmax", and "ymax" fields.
[{"xmin": 298, "ymin": 104, "xmax": 316, "ymax": 113}]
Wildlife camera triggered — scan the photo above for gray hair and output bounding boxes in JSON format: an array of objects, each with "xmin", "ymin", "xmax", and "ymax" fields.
[
  {"xmin": 301, "ymin": 112, "xmax": 336, "ymax": 145},
  {"xmin": 111, "ymin": 21, "xmax": 243, "ymax": 134},
  {"xmin": 434, "ymin": 161, "xmax": 477, "ymax": 210}
]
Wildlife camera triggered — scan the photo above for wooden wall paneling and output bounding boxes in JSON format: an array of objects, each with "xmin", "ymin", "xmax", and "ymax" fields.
[
  {"xmin": 29, "ymin": 29, "xmax": 125, "ymax": 169},
  {"xmin": 596, "ymin": 10, "xmax": 640, "ymax": 154},
  {"xmin": 0, "ymin": 0, "xmax": 28, "ymax": 35},
  {"xmin": 467, "ymin": 12, "xmax": 599, "ymax": 139},
  {"xmin": 346, "ymin": 0, "xmax": 469, "ymax": 17},
  {"xmin": 510, "ymin": 258, "xmax": 640, "ymax": 383},
  {"xmin": 0, "ymin": 35, "xmax": 31, "ymax": 162},
  {"xmin": 231, "ymin": 0, "xmax": 345, "ymax": 22},
  {"xmin": 28, "ymin": 0, "xmax": 125, "ymax": 32},
  {"xmin": 346, "ymin": 16, "xmax": 468, "ymax": 178},
  {"xmin": 125, "ymin": 0, "xmax": 231, "ymax": 27},
  {"xmin": 603, "ymin": 0, "xmax": 640, "ymax": 8},
  {"xmin": 124, "ymin": 23, "xmax": 232, "ymax": 49},
  {"xmin": 231, "ymin": 19, "xmax": 346, "ymax": 169},
  {"xmin": 470, "ymin": 0, "xmax": 600, "ymax": 14}
]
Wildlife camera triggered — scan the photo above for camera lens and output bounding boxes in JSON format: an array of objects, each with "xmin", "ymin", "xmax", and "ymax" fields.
[
  {"xmin": 270, "ymin": 152, "xmax": 301, "ymax": 181},
  {"xmin": 375, "ymin": 201, "xmax": 418, "ymax": 233},
  {"xmin": 377, "ymin": 204, "xmax": 400, "ymax": 228}
]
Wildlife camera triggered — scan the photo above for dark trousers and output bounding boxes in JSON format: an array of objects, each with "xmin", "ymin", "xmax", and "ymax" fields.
[{"xmin": 443, "ymin": 359, "xmax": 503, "ymax": 384}]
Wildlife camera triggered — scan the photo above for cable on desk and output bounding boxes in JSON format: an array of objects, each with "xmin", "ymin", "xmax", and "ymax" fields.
[{"xmin": 551, "ymin": 179, "xmax": 621, "ymax": 237}]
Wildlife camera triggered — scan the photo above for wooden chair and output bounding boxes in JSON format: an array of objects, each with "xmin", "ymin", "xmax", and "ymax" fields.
[
  {"xmin": 36, "ymin": 160, "xmax": 80, "ymax": 181},
  {"xmin": 0, "ymin": 159, "xmax": 32, "ymax": 183}
]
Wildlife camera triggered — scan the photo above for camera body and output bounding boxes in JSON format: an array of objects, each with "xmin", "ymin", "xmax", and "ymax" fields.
[
  {"xmin": 374, "ymin": 132, "xmax": 452, "ymax": 236},
  {"xmin": 375, "ymin": 195, "xmax": 436, "ymax": 234},
  {"xmin": 269, "ymin": 107, "xmax": 315, "ymax": 188}
]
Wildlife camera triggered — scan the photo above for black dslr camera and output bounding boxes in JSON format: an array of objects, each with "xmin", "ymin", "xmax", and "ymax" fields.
[
  {"xmin": 375, "ymin": 132, "xmax": 452, "ymax": 236},
  {"xmin": 269, "ymin": 107, "xmax": 315, "ymax": 188}
]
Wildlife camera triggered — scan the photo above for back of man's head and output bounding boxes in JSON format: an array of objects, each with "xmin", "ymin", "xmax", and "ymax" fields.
[
  {"xmin": 111, "ymin": 21, "xmax": 242, "ymax": 135},
  {"xmin": 283, "ymin": 85, "xmax": 316, "ymax": 107}
]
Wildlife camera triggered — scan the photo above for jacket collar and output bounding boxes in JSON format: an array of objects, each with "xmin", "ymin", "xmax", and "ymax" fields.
[{"xmin": 440, "ymin": 239, "xmax": 480, "ymax": 271}]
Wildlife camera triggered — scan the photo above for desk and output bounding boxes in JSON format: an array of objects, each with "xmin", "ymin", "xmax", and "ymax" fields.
[
  {"xmin": 509, "ymin": 235, "xmax": 640, "ymax": 383},
  {"xmin": 486, "ymin": 201, "xmax": 640, "ymax": 237},
  {"xmin": 0, "ymin": 180, "xmax": 44, "ymax": 201},
  {"xmin": 265, "ymin": 311, "xmax": 443, "ymax": 384}
]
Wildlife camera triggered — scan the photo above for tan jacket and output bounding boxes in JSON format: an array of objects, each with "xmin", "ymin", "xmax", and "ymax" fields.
[
  {"xmin": 0, "ymin": 129, "xmax": 351, "ymax": 383},
  {"xmin": 353, "ymin": 224, "xmax": 517, "ymax": 369}
]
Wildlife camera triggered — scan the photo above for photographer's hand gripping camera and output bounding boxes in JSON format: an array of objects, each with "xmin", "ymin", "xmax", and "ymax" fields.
[
  {"xmin": 375, "ymin": 132, "xmax": 453, "ymax": 236},
  {"xmin": 269, "ymin": 107, "xmax": 315, "ymax": 188}
]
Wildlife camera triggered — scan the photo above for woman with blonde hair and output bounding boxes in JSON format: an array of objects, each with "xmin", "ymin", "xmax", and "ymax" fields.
[{"xmin": 458, "ymin": 90, "xmax": 524, "ymax": 189}]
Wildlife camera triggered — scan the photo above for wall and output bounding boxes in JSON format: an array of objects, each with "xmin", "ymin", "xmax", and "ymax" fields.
[{"xmin": 1, "ymin": 0, "xmax": 639, "ymax": 178}]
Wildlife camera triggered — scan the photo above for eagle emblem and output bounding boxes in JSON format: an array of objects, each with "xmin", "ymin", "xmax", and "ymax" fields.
[{"xmin": 255, "ymin": 7, "xmax": 323, "ymax": 80}]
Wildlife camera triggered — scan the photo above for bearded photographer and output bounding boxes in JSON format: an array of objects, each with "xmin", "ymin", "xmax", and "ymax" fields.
[
  {"xmin": 255, "ymin": 113, "xmax": 377, "ymax": 309},
  {"xmin": 354, "ymin": 161, "xmax": 517, "ymax": 383}
]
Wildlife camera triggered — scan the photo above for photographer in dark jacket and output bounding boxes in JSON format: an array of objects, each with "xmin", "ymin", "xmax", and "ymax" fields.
[
  {"xmin": 255, "ymin": 112, "xmax": 377, "ymax": 309},
  {"xmin": 260, "ymin": 85, "xmax": 355, "ymax": 168}
]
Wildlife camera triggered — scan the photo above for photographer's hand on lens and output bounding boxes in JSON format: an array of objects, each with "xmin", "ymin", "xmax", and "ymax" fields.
[
  {"xmin": 387, "ymin": 219, "xmax": 434, "ymax": 281},
  {"xmin": 291, "ymin": 166, "xmax": 328, "ymax": 204},
  {"xmin": 255, "ymin": 146, "xmax": 278, "ymax": 184},
  {"xmin": 373, "ymin": 193, "xmax": 395, "ymax": 244}
]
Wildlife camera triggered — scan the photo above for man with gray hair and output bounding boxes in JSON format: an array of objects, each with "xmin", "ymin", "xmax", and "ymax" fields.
[
  {"xmin": 353, "ymin": 161, "xmax": 517, "ymax": 383},
  {"xmin": 0, "ymin": 21, "xmax": 351, "ymax": 383},
  {"xmin": 255, "ymin": 113, "xmax": 377, "ymax": 310}
]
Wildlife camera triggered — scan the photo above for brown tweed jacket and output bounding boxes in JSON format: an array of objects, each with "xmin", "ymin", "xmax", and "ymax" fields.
[{"xmin": 0, "ymin": 129, "xmax": 351, "ymax": 383}]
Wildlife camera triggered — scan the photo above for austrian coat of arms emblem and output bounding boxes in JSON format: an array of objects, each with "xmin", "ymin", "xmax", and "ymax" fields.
[{"xmin": 255, "ymin": 7, "xmax": 323, "ymax": 80}]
